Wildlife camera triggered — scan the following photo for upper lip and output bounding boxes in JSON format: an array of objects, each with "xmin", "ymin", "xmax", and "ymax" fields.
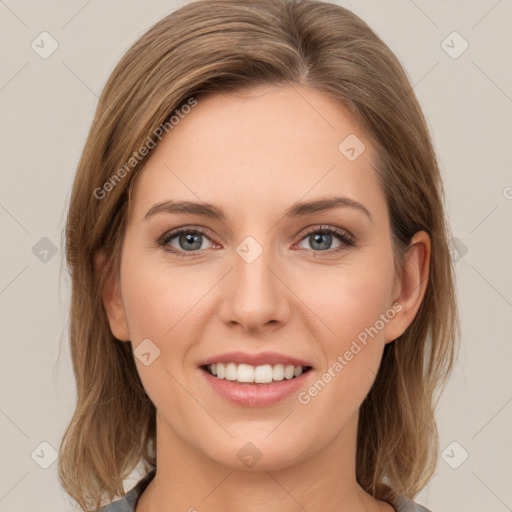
[{"xmin": 198, "ymin": 351, "xmax": 313, "ymax": 368}]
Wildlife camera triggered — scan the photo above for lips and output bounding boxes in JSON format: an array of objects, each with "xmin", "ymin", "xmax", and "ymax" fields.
[{"xmin": 198, "ymin": 364, "xmax": 313, "ymax": 407}]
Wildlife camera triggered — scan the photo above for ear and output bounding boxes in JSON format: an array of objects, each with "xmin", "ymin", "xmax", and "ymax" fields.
[
  {"xmin": 384, "ymin": 231, "xmax": 431, "ymax": 343},
  {"xmin": 94, "ymin": 251, "xmax": 131, "ymax": 342}
]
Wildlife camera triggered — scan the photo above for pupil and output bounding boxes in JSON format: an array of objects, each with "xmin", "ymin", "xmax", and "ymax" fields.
[
  {"xmin": 311, "ymin": 233, "xmax": 331, "ymax": 250},
  {"xmin": 181, "ymin": 233, "xmax": 201, "ymax": 250}
]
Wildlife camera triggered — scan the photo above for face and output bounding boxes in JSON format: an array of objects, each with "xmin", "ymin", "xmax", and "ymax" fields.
[{"xmin": 103, "ymin": 85, "xmax": 428, "ymax": 471}]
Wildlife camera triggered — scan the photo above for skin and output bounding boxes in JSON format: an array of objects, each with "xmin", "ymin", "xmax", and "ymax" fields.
[{"xmin": 100, "ymin": 85, "xmax": 430, "ymax": 512}]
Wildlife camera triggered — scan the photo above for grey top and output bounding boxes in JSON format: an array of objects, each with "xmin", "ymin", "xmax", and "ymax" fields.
[{"xmin": 98, "ymin": 469, "xmax": 432, "ymax": 512}]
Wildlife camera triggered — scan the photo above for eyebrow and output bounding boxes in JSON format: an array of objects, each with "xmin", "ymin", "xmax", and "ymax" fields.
[{"xmin": 144, "ymin": 196, "xmax": 372, "ymax": 223}]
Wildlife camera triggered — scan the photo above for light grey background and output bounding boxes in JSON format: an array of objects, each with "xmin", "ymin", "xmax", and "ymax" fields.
[{"xmin": 0, "ymin": 1, "xmax": 511, "ymax": 511}]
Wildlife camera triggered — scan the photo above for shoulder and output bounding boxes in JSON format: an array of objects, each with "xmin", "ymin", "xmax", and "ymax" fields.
[
  {"xmin": 97, "ymin": 469, "xmax": 156, "ymax": 512},
  {"xmin": 392, "ymin": 494, "xmax": 432, "ymax": 512}
]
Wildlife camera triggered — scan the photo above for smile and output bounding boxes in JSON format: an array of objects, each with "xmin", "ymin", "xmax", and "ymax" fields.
[{"xmin": 202, "ymin": 363, "xmax": 312, "ymax": 384}]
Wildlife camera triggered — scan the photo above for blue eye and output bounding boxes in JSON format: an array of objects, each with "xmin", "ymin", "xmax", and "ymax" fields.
[
  {"xmin": 297, "ymin": 226, "xmax": 355, "ymax": 252},
  {"xmin": 157, "ymin": 225, "xmax": 356, "ymax": 257},
  {"xmin": 159, "ymin": 227, "xmax": 214, "ymax": 256}
]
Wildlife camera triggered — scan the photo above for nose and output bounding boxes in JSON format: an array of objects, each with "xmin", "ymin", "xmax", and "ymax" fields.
[{"xmin": 218, "ymin": 242, "xmax": 291, "ymax": 334}]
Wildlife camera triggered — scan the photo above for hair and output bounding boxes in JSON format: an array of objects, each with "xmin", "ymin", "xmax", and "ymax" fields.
[{"xmin": 58, "ymin": 0, "xmax": 460, "ymax": 510}]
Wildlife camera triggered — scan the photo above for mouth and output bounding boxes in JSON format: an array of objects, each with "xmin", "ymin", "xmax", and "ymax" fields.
[
  {"xmin": 196, "ymin": 351, "xmax": 315, "ymax": 406},
  {"xmin": 200, "ymin": 363, "xmax": 313, "ymax": 385}
]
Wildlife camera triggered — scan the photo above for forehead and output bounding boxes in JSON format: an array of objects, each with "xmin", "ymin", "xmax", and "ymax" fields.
[{"xmin": 129, "ymin": 85, "xmax": 386, "ymax": 225}]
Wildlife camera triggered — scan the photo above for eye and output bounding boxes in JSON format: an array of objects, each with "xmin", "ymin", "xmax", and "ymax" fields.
[
  {"xmin": 158, "ymin": 227, "xmax": 216, "ymax": 257},
  {"xmin": 296, "ymin": 225, "xmax": 356, "ymax": 254},
  {"xmin": 157, "ymin": 224, "xmax": 356, "ymax": 257}
]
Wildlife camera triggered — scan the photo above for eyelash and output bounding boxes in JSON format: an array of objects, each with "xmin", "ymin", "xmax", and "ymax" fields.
[{"xmin": 157, "ymin": 225, "xmax": 356, "ymax": 258}]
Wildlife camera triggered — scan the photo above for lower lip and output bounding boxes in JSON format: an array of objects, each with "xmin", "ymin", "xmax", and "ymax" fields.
[{"xmin": 198, "ymin": 367, "xmax": 312, "ymax": 407}]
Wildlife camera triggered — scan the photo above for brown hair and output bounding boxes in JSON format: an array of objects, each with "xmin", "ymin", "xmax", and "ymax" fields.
[{"xmin": 58, "ymin": 0, "xmax": 459, "ymax": 509}]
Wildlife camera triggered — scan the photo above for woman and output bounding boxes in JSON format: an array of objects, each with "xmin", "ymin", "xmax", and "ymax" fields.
[{"xmin": 58, "ymin": 1, "xmax": 459, "ymax": 511}]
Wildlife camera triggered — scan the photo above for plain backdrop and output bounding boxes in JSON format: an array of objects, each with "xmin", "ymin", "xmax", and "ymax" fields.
[{"xmin": 0, "ymin": 1, "xmax": 511, "ymax": 511}]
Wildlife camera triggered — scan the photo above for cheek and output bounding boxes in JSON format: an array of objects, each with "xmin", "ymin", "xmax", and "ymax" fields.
[
  {"xmin": 120, "ymin": 249, "xmax": 206, "ymax": 341},
  {"xmin": 298, "ymin": 259, "xmax": 394, "ymax": 347},
  {"xmin": 334, "ymin": 275, "xmax": 393, "ymax": 344},
  {"xmin": 118, "ymin": 248, "xmax": 206, "ymax": 409},
  {"xmin": 295, "ymin": 255, "xmax": 394, "ymax": 404}
]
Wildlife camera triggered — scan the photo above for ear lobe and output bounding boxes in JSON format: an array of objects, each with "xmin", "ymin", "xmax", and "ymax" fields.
[
  {"xmin": 384, "ymin": 231, "xmax": 431, "ymax": 343},
  {"xmin": 94, "ymin": 251, "xmax": 131, "ymax": 342}
]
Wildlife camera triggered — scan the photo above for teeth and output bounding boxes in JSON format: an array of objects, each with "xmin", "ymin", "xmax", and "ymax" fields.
[
  {"xmin": 206, "ymin": 363, "xmax": 307, "ymax": 383},
  {"xmin": 225, "ymin": 362, "xmax": 237, "ymax": 380},
  {"xmin": 272, "ymin": 364, "xmax": 285, "ymax": 381},
  {"xmin": 284, "ymin": 365, "xmax": 295, "ymax": 379},
  {"xmin": 237, "ymin": 363, "xmax": 255, "ymax": 382},
  {"xmin": 255, "ymin": 364, "xmax": 273, "ymax": 383}
]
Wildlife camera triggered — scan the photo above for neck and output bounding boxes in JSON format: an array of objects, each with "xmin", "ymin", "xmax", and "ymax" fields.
[{"xmin": 136, "ymin": 411, "xmax": 394, "ymax": 512}]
